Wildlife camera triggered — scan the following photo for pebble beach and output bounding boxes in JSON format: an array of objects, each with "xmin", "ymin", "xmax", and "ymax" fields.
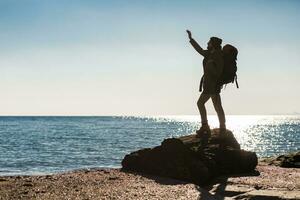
[{"xmin": 0, "ymin": 161, "xmax": 299, "ymax": 200}]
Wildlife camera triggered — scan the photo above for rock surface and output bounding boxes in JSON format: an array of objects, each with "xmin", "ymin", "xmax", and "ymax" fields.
[
  {"xmin": 260, "ymin": 151, "xmax": 300, "ymax": 168},
  {"xmin": 208, "ymin": 163, "xmax": 300, "ymax": 200},
  {"xmin": 122, "ymin": 129, "xmax": 258, "ymax": 185}
]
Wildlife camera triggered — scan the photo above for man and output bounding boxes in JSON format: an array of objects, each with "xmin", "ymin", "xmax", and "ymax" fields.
[{"xmin": 187, "ymin": 30, "xmax": 226, "ymax": 135}]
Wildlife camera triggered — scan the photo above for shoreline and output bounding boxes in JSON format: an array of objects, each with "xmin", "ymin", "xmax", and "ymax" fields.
[
  {"xmin": 1, "ymin": 150, "xmax": 298, "ymax": 178},
  {"xmin": 1, "ymin": 161, "xmax": 299, "ymax": 200}
]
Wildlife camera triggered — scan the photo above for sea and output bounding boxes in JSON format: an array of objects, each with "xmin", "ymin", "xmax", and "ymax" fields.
[{"xmin": 0, "ymin": 115, "xmax": 299, "ymax": 176}]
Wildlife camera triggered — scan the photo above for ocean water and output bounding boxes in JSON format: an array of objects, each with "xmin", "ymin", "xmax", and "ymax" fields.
[{"xmin": 0, "ymin": 115, "xmax": 299, "ymax": 176}]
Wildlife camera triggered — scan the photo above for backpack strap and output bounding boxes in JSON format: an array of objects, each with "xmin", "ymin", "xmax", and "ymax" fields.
[
  {"xmin": 235, "ymin": 75, "xmax": 239, "ymax": 88},
  {"xmin": 199, "ymin": 75, "xmax": 204, "ymax": 92}
]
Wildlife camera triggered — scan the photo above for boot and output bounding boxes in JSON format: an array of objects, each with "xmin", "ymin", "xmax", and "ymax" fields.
[{"xmin": 196, "ymin": 124, "xmax": 211, "ymax": 137}]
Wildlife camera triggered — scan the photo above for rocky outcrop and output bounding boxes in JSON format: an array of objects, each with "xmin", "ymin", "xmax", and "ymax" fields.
[
  {"xmin": 260, "ymin": 151, "xmax": 300, "ymax": 168},
  {"xmin": 122, "ymin": 129, "xmax": 258, "ymax": 185}
]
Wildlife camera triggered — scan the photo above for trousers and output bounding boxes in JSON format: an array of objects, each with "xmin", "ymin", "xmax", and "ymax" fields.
[{"xmin": 197, "ymin": 93, "xmax": 226, "ymax": 128}]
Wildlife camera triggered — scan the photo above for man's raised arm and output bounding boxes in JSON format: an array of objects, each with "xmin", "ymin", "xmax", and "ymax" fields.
[{"xmin": 186, "ymin": 30, "xmax": 207, "ymax": 57}]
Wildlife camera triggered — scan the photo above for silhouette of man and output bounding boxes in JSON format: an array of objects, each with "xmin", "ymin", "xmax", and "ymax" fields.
[{"xmin": 187, "ymin": 30, "xmax": 226, "ymax": 135}]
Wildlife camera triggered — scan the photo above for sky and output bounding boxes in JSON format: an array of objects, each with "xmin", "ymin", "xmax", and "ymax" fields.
[{"xmin": 1, "ymin": 0, "xmax": 300, "ymax": 116}]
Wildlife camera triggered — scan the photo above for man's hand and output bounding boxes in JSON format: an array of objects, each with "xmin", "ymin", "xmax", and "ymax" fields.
[{"xmin": 186, "ymin": 30, "xmax": 192, "ymax": 40}]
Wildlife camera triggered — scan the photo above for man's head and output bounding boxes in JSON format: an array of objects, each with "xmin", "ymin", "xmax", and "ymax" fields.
[{"xmin": 207, "ymin": 37, "xmax": 222, "ymax": 51}]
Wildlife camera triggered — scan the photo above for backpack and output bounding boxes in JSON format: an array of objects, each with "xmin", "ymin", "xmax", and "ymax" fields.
[{"xmin": 219, "ymin": 44, "xmax": 239, "ymax": 88}]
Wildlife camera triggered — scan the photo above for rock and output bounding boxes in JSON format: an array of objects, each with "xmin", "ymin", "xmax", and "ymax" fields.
[
  {"xmin": 235, "ymin": 189, "xmax": 300, "ymax": 200},
  {"xmin": 280, "ymin": 152, "xmax": 300, "ymax": 168},
  {"xmin": 261, "ymin": 151, "xmax": 300, "ymax": 168},
  {"xmin": 122, "ymin": 128, "xmax": 258, "ymax": 185},
  {"xmin": 122, "ymin": 138, "xmax": 210, "ymax": 185}
]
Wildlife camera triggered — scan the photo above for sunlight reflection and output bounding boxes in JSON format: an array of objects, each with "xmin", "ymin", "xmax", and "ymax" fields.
[{"xmin": 139, "ymin": 115, "xmax": 299, "ymax": 156}]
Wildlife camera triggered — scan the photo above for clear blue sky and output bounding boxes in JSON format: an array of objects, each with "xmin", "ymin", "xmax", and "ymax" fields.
[{"xmin": 1, "ymin": 0, "xmax": 300, "ymax": 115}]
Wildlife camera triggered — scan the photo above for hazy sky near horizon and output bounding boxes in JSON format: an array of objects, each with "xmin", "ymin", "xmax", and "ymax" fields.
[{"xmin": 1, "ymin": 0, "xmax": 300, "ymax": 115}]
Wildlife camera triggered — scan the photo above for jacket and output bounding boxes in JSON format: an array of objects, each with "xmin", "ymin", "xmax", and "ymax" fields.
[{"xmin": 190, "ymin": 38, "xmax": 224, "ymax": 94}]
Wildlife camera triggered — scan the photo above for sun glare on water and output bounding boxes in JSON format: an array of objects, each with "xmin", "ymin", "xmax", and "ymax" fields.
[{"xmin": 137, "ymin": 115, "xmax": 299, "ymax": 156}]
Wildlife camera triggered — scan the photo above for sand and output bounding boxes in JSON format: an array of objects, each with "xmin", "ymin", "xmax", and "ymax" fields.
[{"xmin": 0, "ymin": 162, "xmax": 299, "ymax": 200}]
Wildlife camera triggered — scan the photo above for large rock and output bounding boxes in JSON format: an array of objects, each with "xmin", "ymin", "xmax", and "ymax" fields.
[{"xmin": 122, "ymin": 129, "xmax": 258, "ymax": 185}]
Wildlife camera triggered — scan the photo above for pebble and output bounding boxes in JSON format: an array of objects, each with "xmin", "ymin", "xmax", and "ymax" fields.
[
  {"xmin": 254, "ymin": 185, "xmax": 262, "ymax": 190},
  {"xmin": 109, "ymin": 176, "xmax": 119, "ymax": 180},
  {"xmin": 23, "ymin": 183, "xmax": 34, "ymax": 187}
]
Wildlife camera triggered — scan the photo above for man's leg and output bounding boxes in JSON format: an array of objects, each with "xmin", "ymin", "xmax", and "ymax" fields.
[
  {"xmin": 197, "ymin": 93, "xmax": 211, "ymax": 127},
  {"xmin": 211, "ymin": 94, "xmax": 226, "ymax": 129}
]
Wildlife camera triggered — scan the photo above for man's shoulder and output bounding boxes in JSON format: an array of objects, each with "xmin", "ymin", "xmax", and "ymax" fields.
[{"xmin": 202, "ymin": 50, "xmax": 210, "ymax": 57}]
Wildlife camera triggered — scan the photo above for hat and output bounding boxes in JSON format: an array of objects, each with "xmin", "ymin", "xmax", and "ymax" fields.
[{"xmin": 210, "ymin": 37, "xmax": 222, "ymax": 46}]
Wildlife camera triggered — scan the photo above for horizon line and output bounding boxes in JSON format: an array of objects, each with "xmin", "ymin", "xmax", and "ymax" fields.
[{"xmin": 0, "ymin": 114, "xmax": 299, "ymax": 117}]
